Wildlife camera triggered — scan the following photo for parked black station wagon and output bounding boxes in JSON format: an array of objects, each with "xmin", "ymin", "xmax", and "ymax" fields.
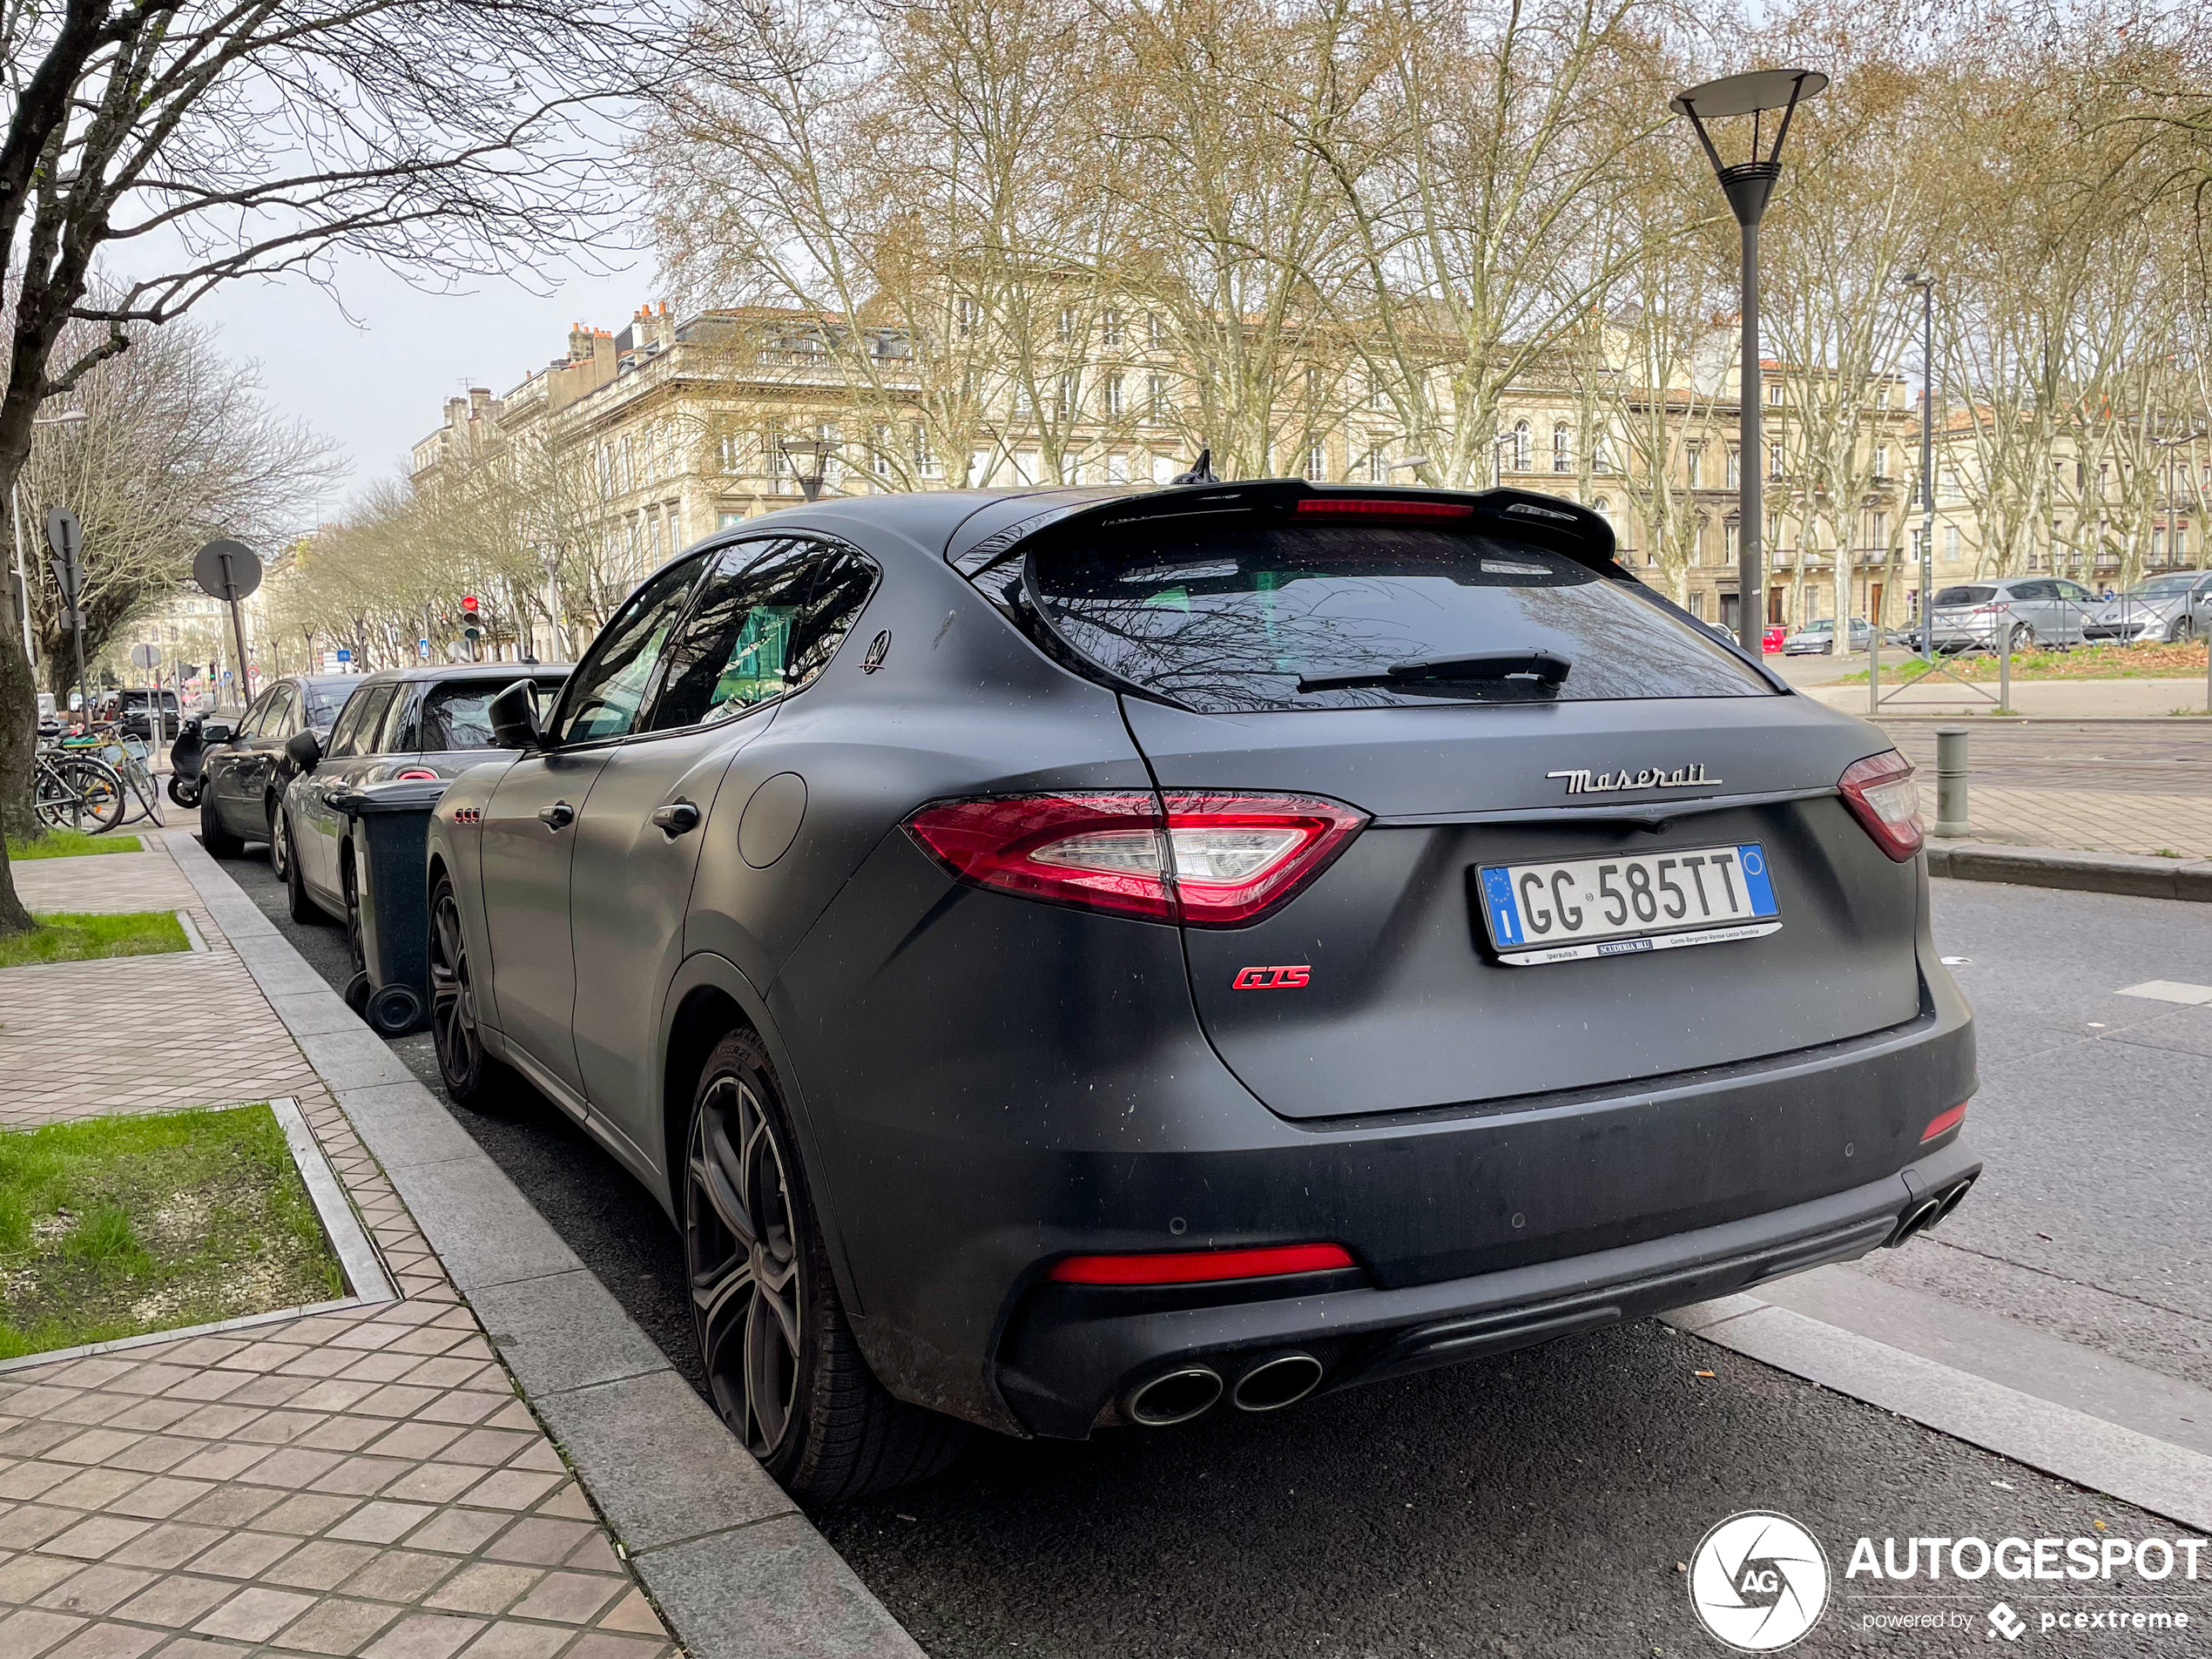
[
  {"xmin": 275, "ymin": 664, "xmax": 570, "ymax": 938},
  {"xmin": 422, "ymin": 482, "xmax": 1979, "ymax": 1500}
]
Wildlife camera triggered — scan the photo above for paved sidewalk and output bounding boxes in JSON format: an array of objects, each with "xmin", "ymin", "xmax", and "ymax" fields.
[
  {"xmin": 3, "ymin": 850, "xmax": 319, "ymax": 1129},
  {"xmin": 0, "ymin": 837, "xmax": 678, "ymax": 1659}
]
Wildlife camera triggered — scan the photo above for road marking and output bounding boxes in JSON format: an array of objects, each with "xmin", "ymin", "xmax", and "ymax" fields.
[
  {"xmin": 2115, "ymin": 980, "xmax": 2212, "ymax": 1005},
  {"xmin": 1669, "ymin": 1296, "xmax": 2212, "ymax": 1533}
]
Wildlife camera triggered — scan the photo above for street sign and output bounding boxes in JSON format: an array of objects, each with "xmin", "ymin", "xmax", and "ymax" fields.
[
  {"xmin": 130, "ymin": 643, "xmax": 159, "ymax": 671},
  {"xmin": 192, "ymin": 540, "xmax": 262, "ymax": 602},
  {"xmin": 334, "ymin": 647, "xmax": 352, "ymax": 663},
  {"xmin": 44, "ymin": 506, "xmax": 81, "ymax": 565},
  {"xmin": 417, "ymin": 637, "xmax": 430, "ymax": 658}
]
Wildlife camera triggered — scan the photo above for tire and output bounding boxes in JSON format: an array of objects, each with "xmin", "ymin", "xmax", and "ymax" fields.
[
  {"xmin": 199, "ymin": 798, "xmax": 245, "ymax": 858},
  {"xmin": 281, "ymin": 814, "xmax": 320, "ymax": 925},
  {"xmin": 2175, "ymin": 617, "xmax": 2196, "ymax": 645},
  {"xmin": 2006, "ymin": 624, "xmax": 2037, "ymax": 652},
  {"xmin": 268, "ymin": 800, "xmax": 292, "ymax": 880},
  {"xmin": 428, "ymin": 874, "xmax": 515, "ymax": 1108},
  {"xmin": 166, "ymin": 775, "xmax": 199, "ymax": 808},
  {"xmin": 46, "ymin": 757, "xmax": 125, "ymax": 833},
  {"xmin": 684, "ymin": 1028, "xmax": 968, "ymax": 1501}
]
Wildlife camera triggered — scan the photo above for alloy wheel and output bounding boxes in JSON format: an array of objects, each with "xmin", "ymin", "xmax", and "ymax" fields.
[
  {"xmin": 686, "ymin": 1076, "xmax": 805, "ymax": 1460},
  {"xmin": 428, "ymin": 887, "xmax": 482, "ymax": 1082},
  {"xmin": 270, "ymin": 810, "xmax": 291, "ymax": 879}
]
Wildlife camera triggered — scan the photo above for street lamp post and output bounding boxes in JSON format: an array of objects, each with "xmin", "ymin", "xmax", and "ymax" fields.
[
  {"xmin": 1900, "ymin": 273, "xmax": 1935, "ymax": 658},
  {"xmin": 779, "ymin": 438, "xmax": 840, "ymax": 503},
  {"xmin": 1672, "ymin": 68, "xmax": 1828, "ymax": 654},
  {"xmin": 10, "ymin": 408, "xmax": 90, "ymax": 663}
]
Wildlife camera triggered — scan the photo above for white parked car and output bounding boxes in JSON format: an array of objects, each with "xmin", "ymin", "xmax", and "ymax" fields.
[{"xmin": 1781, "ymin": 617, "xmax": 1871, "ymax": 656}]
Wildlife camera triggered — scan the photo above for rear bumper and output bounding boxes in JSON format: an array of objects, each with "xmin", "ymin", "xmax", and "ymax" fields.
[{"xmin": 998, "ymin": 1136, "xmax": 1980, "ymax": 1438}]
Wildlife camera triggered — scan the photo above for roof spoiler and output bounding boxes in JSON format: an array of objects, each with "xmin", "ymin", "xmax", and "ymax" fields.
[{"xmin": 947, "ymin": 479, "xmax": 1621, "ymax": 578}]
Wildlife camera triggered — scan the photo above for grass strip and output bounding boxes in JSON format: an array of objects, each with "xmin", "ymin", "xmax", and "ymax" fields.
[
  {"xmin": 6, "ymin": 831, "xmax": 143, "ymax": 859},
  {"xmin": 0, "ymin": 911, "xmax": 187, "ymax": 968},
  {"xmin": 0, "ymin": 1104, "xmax": 344, "ymax": 1360}
]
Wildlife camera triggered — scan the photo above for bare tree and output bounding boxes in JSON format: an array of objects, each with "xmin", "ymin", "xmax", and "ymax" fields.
[{"xmin": 0, "ymin": 0, "xmax": 674, "ymax": 930}]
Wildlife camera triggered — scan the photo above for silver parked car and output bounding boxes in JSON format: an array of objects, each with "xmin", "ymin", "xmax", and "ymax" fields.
[
  {"xmin": 2081, "ymin": 571, "xmax": 2212, "ymax": 644},
  {"xmin": 1781, "ymin": 617, "xmax": 1871, "ymax": 656},
  {"xmin": 1914, "ymin": 577, "xmax": 2097, "ymax": 654}
]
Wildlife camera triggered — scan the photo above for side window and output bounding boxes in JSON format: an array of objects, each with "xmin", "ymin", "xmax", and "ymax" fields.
[
  {"xmin": 646, "ymin": 539, "xmax": 878, "ymax": 732},
  {"xmin": 239, "ymin": 691, "xmax": 276, "ymax": 737},
  {"xmin": 378, "ymin": 688, "xmax": 418, "ymax": 754},
  {"xmin": 257, "ymin": 685, "xmax": 297, "ymax": 737},
  {"xmin": 554, "ymin": 556, "xmax": 709, "ymax": 745},
  {"xmin": 331, "ymin": 686, "xmax": 397, "ymax": 759}
]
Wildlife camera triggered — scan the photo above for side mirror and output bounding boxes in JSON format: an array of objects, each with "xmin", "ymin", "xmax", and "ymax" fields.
[
  {"xmin": 487, "ymin": 678, "xmax": 544, "ymax": 752},
  {"xmin": 286, "ymin": 728, "xmax": 322, "ymax": 772},
  {"xmin": 201, "ymin": 720, "xmax": 235, "ymax": 744}
]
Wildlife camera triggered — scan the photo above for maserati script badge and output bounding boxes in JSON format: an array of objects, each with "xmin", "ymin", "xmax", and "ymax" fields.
[{"xmin": 1547, "ymin": 763, "xmax": 1721, "ymax": 794}]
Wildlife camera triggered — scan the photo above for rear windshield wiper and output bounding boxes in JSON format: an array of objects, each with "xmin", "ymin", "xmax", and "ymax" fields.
[{"xmin": 1296, "ymin": 649, "xmax": 1571, "ymax": 694}]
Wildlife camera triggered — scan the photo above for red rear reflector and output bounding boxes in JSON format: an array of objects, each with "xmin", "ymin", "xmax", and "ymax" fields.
[
  {"xmin": 1294, "ymin": 497, "xmax": 1474, "ymax": 519},
  {"xmin": 1838, "ymin": 750, "xmax": 1923, "ymax": 861},
  {"xmin": 1048, "ymin": 1243, "xmax": 1356, "ymax": 1285},
  {"xmin": 1921, "ymin": 1103, "xmax": 1967, "ymax": 1143},
  {"xmin": 904, "ymin": 790, "xmax": 1366, "ymax": 927}
]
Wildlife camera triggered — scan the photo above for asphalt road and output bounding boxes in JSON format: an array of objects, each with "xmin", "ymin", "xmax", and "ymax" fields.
[{"xmin": 219, "ymin": 846, "xmax": 2205, "ymax": 1656}]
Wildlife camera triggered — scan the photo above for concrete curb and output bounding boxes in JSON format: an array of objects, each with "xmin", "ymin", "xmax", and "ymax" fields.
[
  {"xmin": 163, "ymin": 831, "xmax": 927, "ymax": 1659},
  {"xmin": 1667, "ymin": 1295, "xmax": 2212, "ymax": 1533},
  {"xmin": 1925, "ymin": 840, "xmax": 2212, "ymax": 902}
]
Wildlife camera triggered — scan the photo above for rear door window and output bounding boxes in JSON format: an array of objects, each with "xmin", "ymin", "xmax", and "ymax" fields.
[
  {"xmin": 326, "ymin": 685, "xmax": 395, "ymax": 758},
  {"xmin": 645, "ymin": 539, "xmax": 877, "ymax": 732},
  {"xmin": 417, "ymin": 678, "xmax": 568, "ymax": 752},
  {"xmin": 1027, "ymin": 523, "xmax": 1769, "ymax": 712}
]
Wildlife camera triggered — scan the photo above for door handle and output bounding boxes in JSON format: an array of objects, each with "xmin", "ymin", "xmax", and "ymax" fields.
[
  {"xmin": 651, "ymin": 799, "xmax": 701, "ymax": 836},
  {"xmin": 538, "ymin": 800, "xmax": 576, "ymax": 830}
]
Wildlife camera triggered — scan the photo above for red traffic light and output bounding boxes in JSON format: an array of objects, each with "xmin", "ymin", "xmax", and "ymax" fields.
[{"xmin": 461, "ymin": 594, "xmax": 480, "ymax": 612}]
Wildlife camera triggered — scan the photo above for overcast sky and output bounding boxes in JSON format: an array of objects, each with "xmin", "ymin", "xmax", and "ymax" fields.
[{"xmin": 184, "ymin": 248, "xmax": 662, "ymax": 518}]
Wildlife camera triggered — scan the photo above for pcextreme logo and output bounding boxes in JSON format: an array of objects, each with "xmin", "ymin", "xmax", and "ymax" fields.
[{"xmin": 1689, "ymin": 1512, "xmax": 1831, "ymax": 1652}]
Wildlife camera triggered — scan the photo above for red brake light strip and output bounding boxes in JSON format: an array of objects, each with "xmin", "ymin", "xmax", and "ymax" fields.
[{"xmin": 1048, "ymin": 1243, "xmax": 1356, "ymax": 1285}]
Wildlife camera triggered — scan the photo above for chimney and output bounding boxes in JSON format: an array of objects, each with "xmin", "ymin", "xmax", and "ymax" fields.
[
  {"xmin": 569, "ymin": 324, "xmax": 594, "ymax": 362},
  {"xmin": 444, "ymin": 395, "xmax": 469, "ymax": 429},
  {"xmin": 469, "ymin": 387, "xmax": 494, "ymax": 421}
]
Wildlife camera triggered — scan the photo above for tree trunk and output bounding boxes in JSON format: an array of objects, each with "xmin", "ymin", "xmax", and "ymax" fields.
[{"xmin": 0, "ymin": 617, "xmax": 38, "ymax": 935}]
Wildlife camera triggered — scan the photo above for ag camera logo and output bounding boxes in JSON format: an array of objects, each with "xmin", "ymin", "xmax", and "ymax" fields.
[{"xmin": 1689, "ymin": 1512, "xmax": 1831, "ymax": 1651}]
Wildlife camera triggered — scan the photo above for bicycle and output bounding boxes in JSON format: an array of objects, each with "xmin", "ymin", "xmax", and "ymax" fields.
[
  {"xmin": 34, "ymin": 743, "xmax": 125, "ymax": 833},
  {"xmin": 58, "ymin": 725, "xmax": 165, "ymax": 828}
]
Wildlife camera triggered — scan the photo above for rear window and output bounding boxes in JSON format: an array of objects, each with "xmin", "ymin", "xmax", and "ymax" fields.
[
  {"xmin": 1027, "ymin": 524, "xmax": 1770, "ymax": 712},
  {"xmin": 1933, "ymin": 586, "xmax": 1995, "ymax": 607},
  {"xmin": 303, "ymin": 682, "xmax": 352, "ymax": 725}
]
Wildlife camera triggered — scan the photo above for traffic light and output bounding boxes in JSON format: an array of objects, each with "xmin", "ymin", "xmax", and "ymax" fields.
[{"xmin": 461, "ymin": 594, "xmax": 482, "ymax": 641}]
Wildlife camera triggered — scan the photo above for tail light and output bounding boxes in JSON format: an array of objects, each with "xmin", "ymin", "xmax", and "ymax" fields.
[
  {"xmin": 904, "ymin": 790, "xmax": 1367, "ymax": 927},
  {"xmin": 1049, "ymin": 1242, "xmax": 1356, "ymax": 1285},
  {"xmin": 394, "ymin": 767, "xmax": 440, "ymax": 781},
  {"xmin": 1921, "ymin": 1103, "xmax": 1967, "ymax": 1143},
  {"xmin": 1294, "ymin": 497, "xmax": 1474, "ymax": 521},
  {"xmin": 1838, "ymin": 751, "xmax": 1922, "ymax": 861}
]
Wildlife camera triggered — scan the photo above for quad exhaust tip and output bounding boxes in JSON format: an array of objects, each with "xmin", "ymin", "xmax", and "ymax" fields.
[
  {"xmin": 1127, "ymin": 1367, "xmax": 1223, "ymax": 1426},
  {"xmin": 1232, "ymin": 1352, "xmax": 1325, "ymax": 1413}
]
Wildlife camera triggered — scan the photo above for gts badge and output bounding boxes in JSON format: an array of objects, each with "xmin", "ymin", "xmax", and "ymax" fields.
[{"xmin": 1233, "ymin": 965, "xmax": 1311, "ymax": 990}]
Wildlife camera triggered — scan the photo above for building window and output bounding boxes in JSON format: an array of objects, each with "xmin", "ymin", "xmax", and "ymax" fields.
[
  {"xmin": 2178, "ymin": 525, "xmax": 2190, "ymax": 562},
  {"xmin": 717, "ymin": 432, "xmax": 743, "ymax": 475},
  {"xmin": 1727, "ymin": 448, "xmax": 1741, "ymax": 490},
  {"xmin": 1102, "ymin": 310, "xmax": 1123, "ymax": 347},
  {"xmin": 1768, "ymin": 382, "xmax": 1783, "ymax": 404},
  {"xmin": 1106, "ymin": 374, "xmax": 1126, "ymax": 419},
  {"xmin": 1725, "ymin": 520, "xmax": 1740, "ymax": 563},
  {"xmin": 1366, "ymin": 448, "xmax": 1387, "ymax": 483},
  {"xmin": 1305, "ymin": 442, "xmax": 1326, "ymax": 481},
  {"xmin": 1152, "ymin": 452, "xmax": 1177, "ymax": 484},
  {"xmin": 956, "ymin": 297, "xmax": 981, "ymax": 339},
  {"xmin": 1593, "ymin": 428, "xmax": 1613, "ymax": 472},
  {"xmin": 1306, "ymin": 366, "xmax": 1324, "ymax": 404},
  {"xmin": 1769, "ymin": 442, "xmax": 1784, "ymax": 481},
  {"xmin": 1553, "ymin": 421, "xmax": 1571, "ymax": 472},
  {"xmin": 1057, "ymin": 307, "xmax": 1076, "ymax": 345},
  {"xmin": 1874, "ymin": 444, "xmax": 1889, "ymax": 481},
  {"xmin": 1512, "ymin": 420, "xmax": 1530, "ymax": 472},
  {"xmin": 1057, "ymin": 373, "xmax": 1078, "ymax": 419},
  {"xmin": 1370, "ymin": 376, "xmax": 1389, "ymax": 413},
  {"xmin": 913, "ymin": 423, "xmax": 940, "ymax": 478},
  {"xmin": 1687, "ymin": 591, "xmax": 1706, "ymax": 620},
  {"xmin": 1107, "ymin": 453, "xmax": 1129, "ymax": 484},
  {"xmin": 1148, "ymin": 373, "xmax": 1170, "ymax": 420},
  {"xmin": 1684, "ymin": 442, "xmax": 1702, "ymax": 489},
  {"xmin": 1148, "ymin": 313, "xmax": 1166, "ymax": 348},
  {"xmin": 873, "ymin": 424, "xmax": 894, "ymax": 478},
  {"xmin": 718, "ymin": 510, "xmax": 745, "ymax": 531}
]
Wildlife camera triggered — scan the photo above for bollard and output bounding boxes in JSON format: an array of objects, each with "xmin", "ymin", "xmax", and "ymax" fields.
[
  {"xmin": 1996, "ymin": 615, "xmax": 2012, "ymax": 715},
  {"xmin": 1933, "ymin": 726, "xmax": 1969, "ymax": 840},
  {"xmin": 1868, "ymin": 624, "xmax": 1880, "ymax": 714}
]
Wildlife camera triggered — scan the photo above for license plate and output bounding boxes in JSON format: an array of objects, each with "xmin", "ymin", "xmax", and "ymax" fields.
[{"xmin": 1474, "ymin": 843, "xmax": 1780, "ymax": 967}]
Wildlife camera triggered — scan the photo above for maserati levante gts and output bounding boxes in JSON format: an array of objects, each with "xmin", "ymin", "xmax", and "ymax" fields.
[{"xmin": 421, "ymin": 480, "xmax": 1979, "ymax": 1500}]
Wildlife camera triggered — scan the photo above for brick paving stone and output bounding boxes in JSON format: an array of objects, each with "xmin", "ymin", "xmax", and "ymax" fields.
[{"xmin": 0, "ymin": 842, "xmax": 676, "ymax": 1659}]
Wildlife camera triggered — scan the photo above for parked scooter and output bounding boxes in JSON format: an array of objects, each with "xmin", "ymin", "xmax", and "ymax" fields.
[{"xmin": 167, "ymin": 716, "xmax": 209, "ymax": 806}]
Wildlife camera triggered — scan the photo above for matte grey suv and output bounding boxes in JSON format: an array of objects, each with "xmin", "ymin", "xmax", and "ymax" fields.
[{"xmin": 421, "ymin": 482, "xmax": 1979, "ymax": 1501}]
